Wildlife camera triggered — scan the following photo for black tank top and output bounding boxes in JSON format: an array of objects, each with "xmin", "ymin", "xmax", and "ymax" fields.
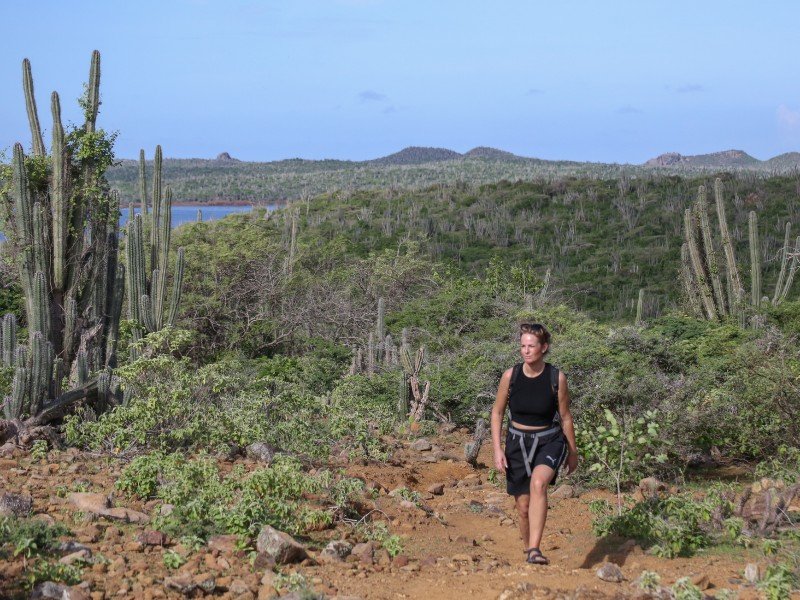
[{"xmin": 508, "ymin": 363, "xmax": 558, "ymax": 427}]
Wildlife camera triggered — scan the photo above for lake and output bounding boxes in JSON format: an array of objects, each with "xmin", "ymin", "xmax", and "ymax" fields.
[
  {"xmin": 119, "ymin": 204, "xmax": 259, "ymax": 228},
  {"xmin": 1, "ymin": 204, "xmax": 271, "ymax": 242}
]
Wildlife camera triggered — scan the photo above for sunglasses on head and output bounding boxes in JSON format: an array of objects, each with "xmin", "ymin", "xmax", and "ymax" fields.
[{"xmin": 520, "ymin": 323, "xmax": 544, "ymax": 332}]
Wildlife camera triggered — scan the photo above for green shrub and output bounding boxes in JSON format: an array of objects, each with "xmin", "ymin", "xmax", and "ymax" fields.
[
  {"xmin": 0, "ymin": 517, "xmax": 71, "ymax": 560},
  {"xmin": 758, "ymin": 563, "xmax": 798, "ymax": 600},
  {"xmin": 591, "ymin": 493, "xmax": 718, "ymax": 558},
  {"xmin": 117, "ymin": 452, "xmax": 365, "ymax": 539},
  {"xmin": 755, "ymin": 446, "xmax": 800, "ymax": 484}
]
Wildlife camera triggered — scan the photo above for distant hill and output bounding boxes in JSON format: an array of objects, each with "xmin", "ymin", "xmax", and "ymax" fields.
[
  {"xmin": 645, "ymin": 149, "xmax": 761, "ymax": 169},
  {"xmin": 464, "ymin": 146, "xmax": 523, "ymax": 160},
  {"xmin": 369, "ymin": 146, "xmax": 463, "ymax": 166},
  {"xmin": 106, "ymin": 145, "xmax": 800, "ymax": 204},
  {"xmin": 765, "ymin": 152, "xmax": 800, "ymax": 171}
]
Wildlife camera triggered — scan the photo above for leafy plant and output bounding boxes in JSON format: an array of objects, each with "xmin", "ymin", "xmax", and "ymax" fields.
[
  {"xmin": 162, "ymin": 549, "xmax": 186, "ymax": 570},
  {"xmin": 758, "ymin": 563, "xmax": 798, "ymax": 600},
  {"xmin": 671, "ymin": 577, "xmax": 703, "ymax": 600},
  {"xmin": 579, "ymin": 407, "xmax": 667, "ymax": 511},
  {"xmin": 25, "ymin": 562, "xmax": 82, "ymax": 589},
  {"xmin": 591, "ymin": 494, "xmax": 715, "ymax": 558},
  {"xmin": 116, "ymin": 452, "xmax": 364, "ymax": 540}
]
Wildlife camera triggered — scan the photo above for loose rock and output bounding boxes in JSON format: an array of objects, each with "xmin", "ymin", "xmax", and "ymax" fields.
[
  {"xmin": 638, "ymin": 477, "xmax": 667, "ymax": 498},
  {"xmin": 410, "ymin": 438, "xmax": 432, "ymax": 452},
  {"xmin": 744, "ymin": 563, "xmax": 761, "ymax": 583},
  {"xmin": 320, "ymin": 540, "xmax": 353, "ymax": 563},
  {"xmin": 137, "ymin": 530, "xmax": 168, "ymax": 546},
  {"xmin": 31, "ymin": 582, "xmax": 90, "ymax": 599},
  {"xmin": 0, "ymin": 492, "xmax": 33, "ymax": 518},
  {"xmin": 691, "ymin": 574, "xmax": 711, "ymax": 590},
  {"xmin": 596, "ymin": 562, "xmax": 624, "ymax": 583},
  {"xmin": 246, "ymin": 442, "xmax": 277, "ymax": 463},
  {"xmin": 68, "ymin": 492, "xmax": 110, "ymax": 514},
  {"xmin": 550, "ymin": 484, "xmax": 576, "ymax": 499},
  {"xmin": 427, "ymin": 483, "xmax": 445, "ymax": 495},
  {"xmin": 255, "ymin": 525, "xmax": 308, "ymax": 564}
]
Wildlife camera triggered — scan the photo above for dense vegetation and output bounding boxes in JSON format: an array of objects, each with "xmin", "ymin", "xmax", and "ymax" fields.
[
  {"xmin": 106, "ymin": 149, "xmax": 800, "ymax": 204},
  {"xmin": 2, "ymin": 52, "xmax": 798, "ymax": 599}
]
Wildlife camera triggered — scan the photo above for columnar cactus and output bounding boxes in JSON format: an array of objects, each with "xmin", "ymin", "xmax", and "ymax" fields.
[
  {"xmin": 713, "ymin": 179, "xmax": 743, "ymax": 307},
  {"xmin": 749, "ymin": 211, "xmax": 761, "ymax": 308},
  {"xmin": 124, "ymin": 148, "xmax": 185, "ymax": 356},
  {"xmin": 682, "ymin": 178, "xmax": 797, "ymax": 321},
  {"xmin": 400, "ymin": 343, "xmax": 430, "ymax": 423},
  {"xmin": 697, "ymin": 186, "xmax": 726, "ymax": 317},
  {"xmin": 635, "ymin": 288, "xmax": 645, "ymax": 326},
  {"xmin": 0, "ymin": 52, "xmax": 124, "ymax": 423}
]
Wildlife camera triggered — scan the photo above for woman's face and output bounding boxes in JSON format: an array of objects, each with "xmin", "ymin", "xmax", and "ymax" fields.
[{"xmin": 520, "ymin": 333, "xmax": 548, "ymax": 364}]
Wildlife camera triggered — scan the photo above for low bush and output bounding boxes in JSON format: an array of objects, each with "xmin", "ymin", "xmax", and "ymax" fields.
[
  {"xmin": 590, "ymin": 488, "xmax": 742, "ymax": 558},
  {"xmin": 116, "ymin": 452, "xmax": 365, "ymax": 539}
]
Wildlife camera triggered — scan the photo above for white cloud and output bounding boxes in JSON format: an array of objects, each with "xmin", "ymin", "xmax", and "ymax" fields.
[
  {"xmin": 358, "ymin": 90, "xmax": 388, "ymax": 102},
  {"xmin": 777, "ymin": 104, "xmax": 800, "ymax": 130}
]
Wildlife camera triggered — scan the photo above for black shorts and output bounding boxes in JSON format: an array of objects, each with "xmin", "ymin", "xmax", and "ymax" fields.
[{"xmin": 504, "ymin": 426, "xmax": 568, "ymax": 496}]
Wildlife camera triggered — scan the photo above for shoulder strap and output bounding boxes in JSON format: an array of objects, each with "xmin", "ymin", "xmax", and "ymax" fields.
[
  {"xmin": 508, "ymin": 363, "xmax": 523, "ymax": 399},
  {"xmin": 549, "ymin": 363, "xmax": 560, "ymax": 397}
]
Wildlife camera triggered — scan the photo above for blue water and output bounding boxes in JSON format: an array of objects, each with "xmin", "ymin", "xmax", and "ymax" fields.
[
  {"xmin": 119, "ymin": 204, "xmax": 257, "ymax": 229},
  {"xmin": 0, "ymin": 204, "xmax": 269, "ymax": 241}
]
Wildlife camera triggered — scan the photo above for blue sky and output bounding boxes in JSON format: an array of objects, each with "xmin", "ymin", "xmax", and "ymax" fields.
[{"xmin": 1, "ymin": 1, "xmax": 799, "ymax": 163}]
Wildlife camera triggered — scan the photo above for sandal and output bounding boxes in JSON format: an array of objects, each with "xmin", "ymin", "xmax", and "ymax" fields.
[{"xmin": 525, "ymin": 547, "xmax": 550, "ymax": 565}]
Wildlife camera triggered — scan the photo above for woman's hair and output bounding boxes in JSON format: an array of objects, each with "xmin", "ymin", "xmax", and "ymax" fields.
[{"xmin": 519, "ymin": 322, "xmax": 551, "ymax": 351}]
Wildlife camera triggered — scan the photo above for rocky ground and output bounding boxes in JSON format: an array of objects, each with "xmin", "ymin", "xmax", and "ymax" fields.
[{"xmin": 0, "ymin": 427, "xmax": 791, "ymax": 600}]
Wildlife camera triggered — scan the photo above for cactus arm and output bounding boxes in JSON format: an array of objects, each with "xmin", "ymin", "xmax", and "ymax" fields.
[
  {"xmin": 684, "ymin": 208, "xmax": 718, "ymax": 320},
  {"xmin": 84, "ymin": 50, "xmax": 101, "ymax": 133},
  {"xmin": 713, "ymin": 179, "xmax": 743, "ymax": 309},
  {"xmin": 138, "ymin": 149, "xmax": 148, "ymax": 216},
  {"xmin": 154, "ymin": 187, "xmax": 173, "ymax": 330},
  {"xmin": 749, "ymin": 211, "xmax": 761, "ymax": 307},
  {"xmin": 166, "ymin": 248, "xmax": 185, "ymax": 327},
  {"xmin": 150, "ymin": 146, "xmax": 162, "ymax": 277},
  {"xmin": 779, "ymin": 235, "xmax": 800, "ymax": 303},
  {"xmin": 51, "ymin": 92, "xmax": 69, "ymax": 291},
  {"xmin": 697, "ymin": 186, "xmax": 727, "ymax": 316},
  {"xmin": 772, "ymin": 222, "xmax": 792, "ymax": 305},
  {"xmin": 139, "ymin": 294, "xmax": 157, "ymax": 333},
  {"xmin": 680, "ymin": 243, "xmax": 703, "ymax": 318},
  {"xmin": 22, "ymin": 59, "xmax": 45, "ymax": 157}
]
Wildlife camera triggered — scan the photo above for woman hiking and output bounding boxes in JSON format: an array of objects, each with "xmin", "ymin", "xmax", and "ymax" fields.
[{"xmin": 491, "ymin": 322, "xmax": 578, "ymax": 565}]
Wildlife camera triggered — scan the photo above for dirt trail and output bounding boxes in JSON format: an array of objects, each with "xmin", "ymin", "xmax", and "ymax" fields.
[{"xmin": 0, "ymin": 430, "xmax": 774, "ymax": 599}]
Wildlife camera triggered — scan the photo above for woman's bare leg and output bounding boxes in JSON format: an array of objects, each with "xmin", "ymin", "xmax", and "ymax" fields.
[
  {"xmin": 514, "ymin": 494, "xmax": 530, "ymax": 549},
  {"xmin": 528, "ymin": 464, "xmax": 556, "ymax": 550}
]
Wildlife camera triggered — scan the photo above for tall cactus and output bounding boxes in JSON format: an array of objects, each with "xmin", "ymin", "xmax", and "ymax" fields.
[
  {"xmin": 713, "ymin": 179, "xmax": 743, "ymax": 307},
  {"xmin": 124, "ymin": 148, "xmax": 185, "ymax": 352},
  {"xmin": 0, "ymin": 52, "xmax": 124, "ymax": 425},
  {"xmin": 697, "ymin": 186, "xmax": 726, "ymax": 317},
  {"xmin": 682, "ymin": 178, "xmax": 797, "ymax": 321},
  {"xmin": 749, "ymin": 211, "xmax": 761, "ymax": 308}
]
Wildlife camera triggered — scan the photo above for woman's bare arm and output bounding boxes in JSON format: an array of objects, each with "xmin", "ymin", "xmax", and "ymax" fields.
[
  {"xmin": 491, "ymin": 368, "xmax": 512, "ymax": 471},
  {"xmin": 558, "ymin": 371, "xmax": 579, "ymax": 475}
]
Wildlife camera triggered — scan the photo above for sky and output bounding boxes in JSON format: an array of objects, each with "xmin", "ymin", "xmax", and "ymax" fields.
[{"xmin": 1, "ymin": 1, "xmax": 799, "ymax": 164}]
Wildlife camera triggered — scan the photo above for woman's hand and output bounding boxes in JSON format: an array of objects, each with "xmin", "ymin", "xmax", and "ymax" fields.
[
  {"xmin": 494, "ymin": 449, "xmax": 508, "ymax": 472},
  {"xmin": 565, "ymin": 451, "xmax": 578, "ymax": 475}
]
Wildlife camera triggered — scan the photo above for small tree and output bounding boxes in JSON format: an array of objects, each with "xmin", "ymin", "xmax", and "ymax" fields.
[{"xmin": 581, "ymin": 407, "xmax": 667, "ymax": 514}]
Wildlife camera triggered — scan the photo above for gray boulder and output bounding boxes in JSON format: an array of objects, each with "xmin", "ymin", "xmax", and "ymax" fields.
[
  {"xmin": 246, "ymin": 442, "xmax": 278, "ymax": 463},
  {"xmin": 596, "ymin": 561, "xmax": 624, "ymax": 582},
  {"xmin": 319, "ymin": 540, "xmax": 353, "ymax": 562},
  {"xmin": 0, "ymin": 492, "xmax": 33, "ymax": 518},
  {"xmin": 255, "ymin": 525, "xmax": 308, "ymax": 564}
]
